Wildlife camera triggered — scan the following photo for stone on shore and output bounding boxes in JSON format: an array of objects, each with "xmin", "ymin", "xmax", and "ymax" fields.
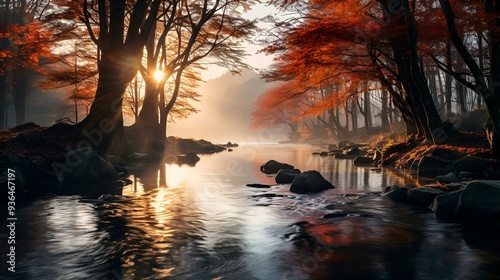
[
  {"xmin": 435, "ymin": 172, "xmax": 458, "ymax": 184},
  {"xmin": 430, "ymin": 190, "xmax": 462, "ymax": 218},
  {"xmin": 382, "ymin": 186, "xmax": 410, "ymax": 203},
  {"xmin": 1, "ymin": 154, "xmax": 58, "ymax": 201},
  {"xmin": 260, "ymin": 160, "xmax": 294, "ymax": 174},
  {"xmin": 456, "ymin": 180, "xmax": 500, "ymax": 221},
  {"xmin": 56, "ymin": 147, "xmax": 120, "ymax": 196},
  {"xmin": 290, "ymin": 170, "xmax": 335, "ymax": 194},
  {"xmin": 407, "ymin": 187, "xmax": 447, "ymax": 206}
]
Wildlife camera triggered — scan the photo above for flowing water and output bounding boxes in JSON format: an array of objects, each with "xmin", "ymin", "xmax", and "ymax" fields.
[{"xmin": 5, "ymin": 144, "xmax": 500, "ymax": 279}]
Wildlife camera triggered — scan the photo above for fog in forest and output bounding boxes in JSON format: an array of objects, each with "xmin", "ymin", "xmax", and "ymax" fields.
[{"xmin": 168, "ymin": 69, "xmax": 289, "ymax": 144}]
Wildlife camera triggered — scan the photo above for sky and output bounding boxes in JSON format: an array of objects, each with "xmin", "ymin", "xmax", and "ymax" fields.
[{"xmin": 202, "ymin": 3, "xmax": 278, "ymax": 80}]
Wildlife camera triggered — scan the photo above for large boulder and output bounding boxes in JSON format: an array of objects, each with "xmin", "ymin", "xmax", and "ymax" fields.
[
  {"xmin": 176, "ymin": 152, "xmax": 200, "ymax": 166},
  {"xmin": 417, "ymin": 156, "xmax": 450, "ymax": 177},
  {"xmin": 54, "ymin": 147, "xmax": 120, "ymax": 196},
  {"xmin": 290, "ymin": 171, "xmax": 335, "ymax": 194},
  {"xmin": 260, "ymin": 160, "xmax": 294, "ymax": 174},
  {"xmin": 0, "ymin": 154, "xmax": 58, "ymax": 202},
  {"xmin": 430, "ymin": 190, "xmax": 462, "ymax": 218},
  {"xmin": 451, "ymin": 156, "xmax": 491, "ymax": 177},
  {"xmin": 275, "ymin": 168, "xmax": 301, "ymax": 184},
  {"xmin": 435, "ymin": 172, "xmax": 458, "ymax": 184},
  {"xmin": 407, "ymin": 187, "xmax": 447, "ymax": 206},
  {"xmin": 382, "ymin": 186, "xmax": 410, "ymax": 203},
  {"xmin": 456, "ymin": 180, "xmax": 500, "ymax": 221}
]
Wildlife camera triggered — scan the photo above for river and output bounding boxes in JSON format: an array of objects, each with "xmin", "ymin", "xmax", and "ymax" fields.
[{"xmin": 7, "ymin": 144, "xmax": 500, "ymax": 279}]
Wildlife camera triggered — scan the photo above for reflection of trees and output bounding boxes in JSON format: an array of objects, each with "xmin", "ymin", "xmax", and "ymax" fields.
[{"xmin": 97, "ymin": 161, "xmax": 253, "ymax": 279}]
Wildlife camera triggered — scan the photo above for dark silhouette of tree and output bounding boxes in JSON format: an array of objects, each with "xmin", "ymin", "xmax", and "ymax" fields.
[{"xmin": 70, "ymin": 0, "xmax": 164, "ymax": 155}]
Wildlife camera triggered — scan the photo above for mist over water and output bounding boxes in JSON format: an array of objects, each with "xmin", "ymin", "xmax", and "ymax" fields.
[{"xmin": 168, "ymin": 70, "xmax": 289, "ymax": 144}]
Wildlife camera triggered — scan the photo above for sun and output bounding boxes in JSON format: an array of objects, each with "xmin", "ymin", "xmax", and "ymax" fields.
[{"xmin": 153, "ymin": 69, "xmax": 165, "ymax": 83}]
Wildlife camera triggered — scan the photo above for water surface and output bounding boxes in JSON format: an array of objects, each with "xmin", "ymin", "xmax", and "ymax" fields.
[{"xmin": 7, "ymin": 144, "xmax": 500, "ymax": 279}]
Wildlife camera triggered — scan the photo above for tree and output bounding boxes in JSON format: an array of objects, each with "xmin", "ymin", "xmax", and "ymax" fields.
[
  {"xmin": 130, "ymin": 0, "xmax": 256, "ymax": 152},
  {"xmin": 437, "ymin": 0, "xmax": 500, "ymax": 157},
  {"xmin": 41, "ymin": 36, "xmax": 98, "ymax": 123},
  {"xmin": 0, "ymin": 0, "xmax": 52, "ymax": 127},
  {"xmin": 62, "ymin": 0, "xmax": 164, "ymax": 155}
]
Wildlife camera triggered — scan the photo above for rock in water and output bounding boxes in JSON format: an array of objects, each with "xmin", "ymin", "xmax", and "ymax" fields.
[
  {"xmin": 456, "ymin": 180, "xmax": 500, "ymax": 221},
  {"xmin": 55, "ymin": 147, "xmax": 119, "ymax": 196},
  {"xmin": 407, "ymin": 187, "xmax": 447, "ymax": 206},
  {"xmin": 353, "ymin": 156, "xmax": 374, "ymax": 166},
  {"xmin": 382, "ymin": 186, "xmax": 410, "ymax": 203},
  {"xmin": 290, "ymin": 171, "xmax": 335, "ymax": 194},
  {"xmin": 435, "ymin": 172, "xmax": 458, "ymax": 184},
  {"xmin": 246, "ymin": 183, "xmax": 271, "ymax": 189},
  {"xmin": 275, "ymin": 168, "xmax": 301, "ymax": 184},
  {"xmin": 0, "ymin": 154, "xmax": 58, "ymax": 202},
  {"xmin": 176, "ymin": 152, "xmax": 200, "ymax": 165},
  {"xmin": 260, "ymin": 160, "xmax": 294, "ymax": 174},
  {"xmin": 430, "ymin": 190, "xmax": 462, "ymax": 218}
]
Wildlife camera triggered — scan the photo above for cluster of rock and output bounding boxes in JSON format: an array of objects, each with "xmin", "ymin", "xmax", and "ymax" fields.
[
  {"xmin": 383, "ymin": 181, "xmax": 500, "ymax": 222},
  {"xmin": 313, "ymin": 140, "xmax": 382, "ymax": 167},
  {"xmin": 379, "ymin": 140, "xmax": 500, "ymax": 180},
  {"xmin": 166, "ymin": 136, "xmax": 226, "ymax": 155},
  {"xmin": 252, "ymin": 160, "xmax": 335, "ymax": 194},
  {"xmin": 1, "ymin": 147, "xmax": 132, "ymax": 203}
]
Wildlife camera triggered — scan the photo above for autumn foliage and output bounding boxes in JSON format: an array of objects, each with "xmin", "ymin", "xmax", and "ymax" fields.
[
  {"xmin": 255, "ymin": 0, "xmax": 498, "ymax": 145},
  {"xmin": 0, "ymin": 22, "xmax": 51, "ymax": 75}
]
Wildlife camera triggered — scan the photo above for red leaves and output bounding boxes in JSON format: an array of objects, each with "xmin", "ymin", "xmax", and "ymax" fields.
[{"xmin": 0, "ymin": 22, "xmax": 52, "ymax": 74}]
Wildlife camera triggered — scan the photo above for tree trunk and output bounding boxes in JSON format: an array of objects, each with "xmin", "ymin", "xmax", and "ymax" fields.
[
  {"xmin": 428, "ymin": 66, "xmax": 439, "ymax": 107},
  {"xmin": 13, "ymin": 67, "xmax": 28, "ymax": 125},
  {"xmin": 381, "ymin": 89, "xmax": 390, "ymax": 129},
  {"xmin": 78, "ymin": 51, "xmax": 135, "ymax": 155},
  {"xmin": 456, "ymin": 79, "xmax": 467, "ymax": 115},
  {"xmin": 486, "ymin": 12, "xmax": 500, "ymax": 158},
  {"xmin": 363, "ymin": 90, "xmax": 372, "ymax": 132},
  {"xmin": 439, "ymin": 0, "xmax": 500, "ymax": 157},
  {"xmin": 136, "ymin": 80, "xmax": 159, "ymax": 127},
  {"xmin": 135, "ymin": 24, "xmax": 159, "ymax": 129},
  {"xmin": 0, "ymin": 72, "xmax": 6, "ymax": 129},
  {"xmin": 445, "ymin": 72, "xmax": 452, "ymax": 114},
  {"xmin": 395, "ymin": 0, "xmax": 444, "ymax": 143},
  {"xmin": 437, "ymin": 69, "xmax": 445, "ymax": 111}
]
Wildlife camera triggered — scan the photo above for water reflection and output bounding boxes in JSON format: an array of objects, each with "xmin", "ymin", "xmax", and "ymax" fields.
[{"xmin": 10, "ymin": 144, "xmax": 500, "ymax": 280}]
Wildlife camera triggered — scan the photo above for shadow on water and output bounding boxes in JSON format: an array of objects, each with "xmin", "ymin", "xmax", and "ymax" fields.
[{"xmin": 8, "ymin": 144, "xmax": 500, "ymax": 279}]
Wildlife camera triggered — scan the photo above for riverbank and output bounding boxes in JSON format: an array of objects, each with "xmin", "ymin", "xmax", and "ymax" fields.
[
  {"xmin": 0, "ymin": 122, "xmax": 232, "ymax": 204},
  {"xmin": 307, "ymin": 131, "xmax": 500, "ymax": 222}
]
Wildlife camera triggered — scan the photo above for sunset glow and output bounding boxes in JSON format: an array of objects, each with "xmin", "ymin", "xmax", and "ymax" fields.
[{"xmin": 153, "ymin": 69, "xmax": 165, "ymax": 83}]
